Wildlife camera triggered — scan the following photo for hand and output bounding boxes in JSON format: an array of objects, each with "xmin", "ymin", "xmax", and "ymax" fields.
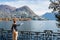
[{"xmin": 20, "ymin": 23, "xmax": 24, "ymax": 26}]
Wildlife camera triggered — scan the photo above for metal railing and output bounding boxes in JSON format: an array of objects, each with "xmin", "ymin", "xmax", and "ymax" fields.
[{"xmin": 0, "ymin": 29, "xmax": 60, "ymax": 40}]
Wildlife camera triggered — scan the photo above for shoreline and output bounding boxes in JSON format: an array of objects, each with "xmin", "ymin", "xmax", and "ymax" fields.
[{"xmin": 0, "ymin": 18, "xmax": 32, "ymax": 21}]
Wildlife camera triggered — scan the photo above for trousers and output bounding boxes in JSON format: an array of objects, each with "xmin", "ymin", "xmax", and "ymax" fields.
[{"xmin": 12, "ymin": 29, "xmax": 18, "ymax": 40}]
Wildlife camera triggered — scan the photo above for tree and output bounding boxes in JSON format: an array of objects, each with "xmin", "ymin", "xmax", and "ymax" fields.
[{"xmin": 49, "ymin": 0, "xmax": 60, "ymax": 31}]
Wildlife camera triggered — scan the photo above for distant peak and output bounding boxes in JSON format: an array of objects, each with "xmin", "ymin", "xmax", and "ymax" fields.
[
  {"xmin": 0, "ymin": 5, "xmax": 16, "ymax": 10},
  {"xmin": 0, "ymin": 5, "xmax": 11, "ymax": 7},
  {"xmin": 18, "ymin": 5, "xmax": 30, "ymax": 9},
  {"xmin": 22, "ymin": 6, "xmax": 29, "ymax": 8}
]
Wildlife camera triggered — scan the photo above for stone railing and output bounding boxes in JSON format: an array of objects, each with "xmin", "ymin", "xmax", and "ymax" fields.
[{"xmin": 0, "ymin": 29, "xmax": 60, "ymax": 40}]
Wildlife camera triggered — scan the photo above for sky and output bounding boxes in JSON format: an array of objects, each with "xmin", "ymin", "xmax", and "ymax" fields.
[{"xmin": 0, "ymin": 0, "xmax": 52, "ymax": 16}]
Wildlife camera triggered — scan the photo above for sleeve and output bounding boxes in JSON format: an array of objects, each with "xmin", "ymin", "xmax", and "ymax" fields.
[{"xmin": 16, "ymin": 24, "xmax": 20, "ymax": 26}]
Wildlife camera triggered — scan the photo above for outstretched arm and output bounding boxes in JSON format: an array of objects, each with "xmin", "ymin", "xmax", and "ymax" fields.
[{"xmin": 16, "ymin": 23, "xmax": 24, "ymax": 26}]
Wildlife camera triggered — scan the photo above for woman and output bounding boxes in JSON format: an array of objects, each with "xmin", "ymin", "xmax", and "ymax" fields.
[{"xmin": 11, "ymin": 18, "xmax": 19, "ymax": 40}]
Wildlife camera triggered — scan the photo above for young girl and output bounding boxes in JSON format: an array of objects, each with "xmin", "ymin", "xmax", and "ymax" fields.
[{"xmin": 11, "ymin": 18, "xmax": 19, "ymax": 40}]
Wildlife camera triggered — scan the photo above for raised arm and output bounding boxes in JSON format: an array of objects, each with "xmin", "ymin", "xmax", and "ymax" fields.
[{"xmin": 16, "ymin": 23, "xmax": 24, "ymax": 26}]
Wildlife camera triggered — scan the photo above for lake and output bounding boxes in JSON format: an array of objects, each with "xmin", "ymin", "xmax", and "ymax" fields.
[{"xmin": 0, "ymin": 20, "xmax": 59, "ymax": 32}]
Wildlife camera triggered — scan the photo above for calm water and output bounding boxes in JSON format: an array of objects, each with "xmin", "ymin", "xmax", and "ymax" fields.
[{"xmin": 0, "ymin": 20, "xmax": 58, "ymax": 32}]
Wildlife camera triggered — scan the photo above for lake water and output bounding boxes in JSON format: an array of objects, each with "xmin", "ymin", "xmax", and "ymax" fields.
[{"xmin": 0, "ymin": 20, "xmax": 59, "ymax": 32}]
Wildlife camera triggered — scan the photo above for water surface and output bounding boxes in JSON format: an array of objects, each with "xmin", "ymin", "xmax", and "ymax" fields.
[{"xmin": 0, "ymin": 20, "xmax": 58, "ymax": 32}]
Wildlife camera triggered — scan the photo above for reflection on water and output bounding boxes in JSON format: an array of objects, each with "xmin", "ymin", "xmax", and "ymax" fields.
[{"xmin": 0, "ymin": 20, "xmax": 58, "ymax": 32}]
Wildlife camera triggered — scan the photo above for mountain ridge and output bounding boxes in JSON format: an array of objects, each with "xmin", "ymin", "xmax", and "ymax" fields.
[
  {"xmin": 42, "ymin": 12, "xmax": 56, "ymax": 20},
  {"xmin": 0, "ymin": 5, "xmax": 41, "ymax": 20}
]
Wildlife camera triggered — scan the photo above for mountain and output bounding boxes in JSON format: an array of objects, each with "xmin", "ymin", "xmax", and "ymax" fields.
[
  {"xmin": 0, "ymin": 5, "xmax": 16, "ymax": 12},
  {"xmin": 0, "ymin": 5, "xmax": 16, "ymax": 18},
  {"xmin": 42, "ymin": 12, "xmax": 56, "ymax": 20},
  {"xmin": 13, "ymin": 6, "xmax": 38, "ymax": 18},
  {"xmin": 0, "ymin": 5, "xmax": 41, "ymax": 20},
  {"xmin": 14, "ymin": 6, "xmax": 36, "ymax": 16}
]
